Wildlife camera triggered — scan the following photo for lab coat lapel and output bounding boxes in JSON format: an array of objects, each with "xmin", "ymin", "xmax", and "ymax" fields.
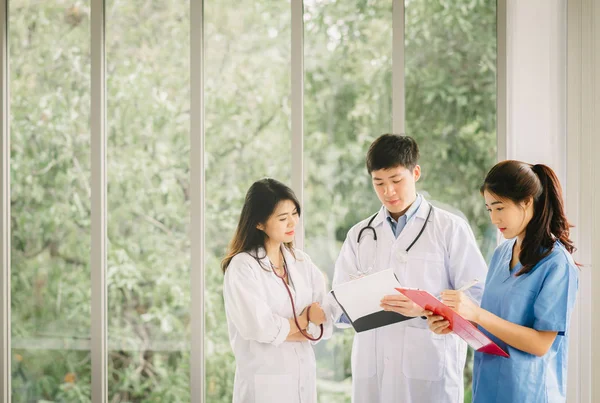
[
  {"xmin": 257, "ymin": 247, "xmax": 296, "ymax": 300},
  {"xmin": 393, "ymin": 198, "xmax": 431, "ymax": 251},
  {"xmin": 370, "ymin": 206, "xmax": 394, "ymax": 272}
]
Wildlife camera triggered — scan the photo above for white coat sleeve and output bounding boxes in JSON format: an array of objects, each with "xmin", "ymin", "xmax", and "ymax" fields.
[
  {"xmin": 305, "ymin": 254, "xmax": 334, "ymax": 342},
  {"xmin": 223, "ymin": 260, "xmax": 291, "ymax": 346},
  {"xmin": 446, "ymin": 219, "xmax": 488, "ymax": 305}
]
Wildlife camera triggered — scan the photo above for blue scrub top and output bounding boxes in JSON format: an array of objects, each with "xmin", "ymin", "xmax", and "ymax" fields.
[{"xmin": 472, "ymin": 239, "xmax": 578, "ymax": 403}]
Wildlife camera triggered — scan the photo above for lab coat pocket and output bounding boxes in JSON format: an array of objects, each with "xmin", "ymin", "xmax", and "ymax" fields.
[
  {"xmin": 402, "ymin": 326, "xmax": 446, "ymax": 381},
  {"xmin": 402, "ymin": 252, "xmax": 445, "ymax": 291},
  {"xmin": 254, "ymin": 373, "xmax": 296, "ymax": 402}
]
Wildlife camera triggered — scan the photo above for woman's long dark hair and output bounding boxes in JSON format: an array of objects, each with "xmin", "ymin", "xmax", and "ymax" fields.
[
  {"xmin": 221, "ymin": 178, "xmax": 301, "ymax": 273},
  {"xmin": 481, "ymin": 160, "xmax": 576, "ymax": 275}
]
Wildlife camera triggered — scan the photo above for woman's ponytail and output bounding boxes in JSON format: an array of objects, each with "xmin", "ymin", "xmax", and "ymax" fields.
[{"xmin": 530, "ymin": 164, "xmax": 575, "ymax": 255}]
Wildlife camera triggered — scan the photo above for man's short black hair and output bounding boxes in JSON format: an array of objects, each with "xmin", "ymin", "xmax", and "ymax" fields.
[{"xmin": 366, "ymin": 134, "xmax": 420, "ymax": 174}]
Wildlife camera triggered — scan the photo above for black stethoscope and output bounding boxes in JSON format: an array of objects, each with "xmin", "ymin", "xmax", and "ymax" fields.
[
  {"xmin": 355, "ymin": 203, "xmax": 434, "ymax": 276},
  {"xmin": 271, "ymin": 253, "xmax": 324, "ymax": 341}
]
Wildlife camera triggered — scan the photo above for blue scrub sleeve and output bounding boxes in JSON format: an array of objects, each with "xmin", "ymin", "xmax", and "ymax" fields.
[{"xmin": 533, "ymin": 256, "xmax": 578, "ymax": 336}]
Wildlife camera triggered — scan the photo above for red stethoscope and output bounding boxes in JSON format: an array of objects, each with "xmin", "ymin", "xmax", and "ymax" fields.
[{"xmin": 271, "ymin": 255, "xmax": 324, "ymax": 341}]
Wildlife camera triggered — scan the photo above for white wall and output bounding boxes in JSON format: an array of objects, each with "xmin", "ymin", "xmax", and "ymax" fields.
[
  {"xmin": 504, "ymin": 0, "xmax": 600, "ymax": 402},
  {"xmin": 504, "ymin": 0, "xmax": 567, "ymax": 181}
]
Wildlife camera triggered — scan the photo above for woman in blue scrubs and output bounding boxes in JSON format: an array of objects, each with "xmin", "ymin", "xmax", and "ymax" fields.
[{"xmin": 426, "ymin": 160, "xmax": 578, "ymax": 403}]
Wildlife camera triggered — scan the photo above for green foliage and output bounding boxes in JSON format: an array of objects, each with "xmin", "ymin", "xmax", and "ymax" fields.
[{"xmin": 9, "ymin": 0, "xmax": 495, "ymax": 402}]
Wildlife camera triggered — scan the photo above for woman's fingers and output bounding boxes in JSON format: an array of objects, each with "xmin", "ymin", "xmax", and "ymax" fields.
[
  {"xmin": 441, "ymin": 290, "xmax": 465, "ymax": 303},
  {"xmin": 442, "ymin": 301, "xmax": 456, "ymax": 309}
]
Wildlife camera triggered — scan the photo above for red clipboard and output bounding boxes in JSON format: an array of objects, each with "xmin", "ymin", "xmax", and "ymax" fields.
[{"xmin": 396, "ymin": 288, "xmax": 510, "ymax": 358}]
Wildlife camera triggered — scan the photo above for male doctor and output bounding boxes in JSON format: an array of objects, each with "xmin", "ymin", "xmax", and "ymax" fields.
[{"xmin": 332, "ymin": 134, "xmax": 488, "ymax": 403}]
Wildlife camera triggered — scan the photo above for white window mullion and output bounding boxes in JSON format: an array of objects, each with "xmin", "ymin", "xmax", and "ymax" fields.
[
  {"xmin": 0, "ymin": 0, "xmax": 10, "ymax": 400},
  {"xmin": 90, "ymin": 0, "xmax": 107, "ymax": 401},
  {"xmin": 496, "ymin": 0, "xmax": 507, "ymax": 162},
  {"xmin": 392, "ymin": 0, "xmax": 405, "ymax": 134},
  {"xmin": 291, "ymin": 0, "xmax": 304, "ymax": 249},
  {"xmin": 190, "ymin": 0, "xmax": 205, "ymax": 402}
]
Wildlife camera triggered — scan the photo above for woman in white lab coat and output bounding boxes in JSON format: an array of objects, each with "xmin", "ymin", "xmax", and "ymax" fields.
[{"xmin": 222, "ymin": 178, "xmax": 333, "ymax": 403}]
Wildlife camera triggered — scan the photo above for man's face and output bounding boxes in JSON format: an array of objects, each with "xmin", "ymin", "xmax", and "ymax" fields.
[{"xmin": 371, "ymin": 165, "xmax": 421, "ymax": 215}]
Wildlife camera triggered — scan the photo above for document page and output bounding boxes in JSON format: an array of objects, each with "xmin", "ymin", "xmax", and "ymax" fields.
[{"xmin": 332, "ymin": 269, "xmax": 403, "ymax": 320}]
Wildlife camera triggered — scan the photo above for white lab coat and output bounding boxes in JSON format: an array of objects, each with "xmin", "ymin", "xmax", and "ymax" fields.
[
  {"xmin": 333, "ymin": 197, "xmax": 488, "ymax": 403},
  {"xmin": 223, "ymin": 247, "xmax": 334, "ymax": 403}
]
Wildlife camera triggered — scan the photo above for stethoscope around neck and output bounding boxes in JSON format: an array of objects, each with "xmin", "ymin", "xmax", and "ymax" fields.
[
  {"xmin": 271, "ymin": 251, "xmax": 324, "ymax": 341},
  {"xmin": 355, "ymin": 203, "xmax": 435, "ymax": 276}
]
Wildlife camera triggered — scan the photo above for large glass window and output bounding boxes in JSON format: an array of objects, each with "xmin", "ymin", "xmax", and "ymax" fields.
[
  {"xmin": 4, "ymin": 1, "xmax": 497, "ymax": 402},
  {"xmin": 10, "ymin": 2, "xmax": 92, "ymax": 401},
  {"xmin": 106, "ymin": 1, "xmax": 191, "ymax": 400},
  {"xmin": 405, "ymin": 1, "xmax": 497, "ymax": 399},
  {"xmin": 204, "ymin": 1, "xmax": 292, "ymax": 402},
  {"xmin": 303, "ymin": 1, "xmax": 393, "ymax": 401}
]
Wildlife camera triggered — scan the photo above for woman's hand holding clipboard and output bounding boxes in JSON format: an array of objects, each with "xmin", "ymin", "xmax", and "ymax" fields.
[{"xmin": 395, "ymin": 287, "xmax": 510, "ymax": 358}]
